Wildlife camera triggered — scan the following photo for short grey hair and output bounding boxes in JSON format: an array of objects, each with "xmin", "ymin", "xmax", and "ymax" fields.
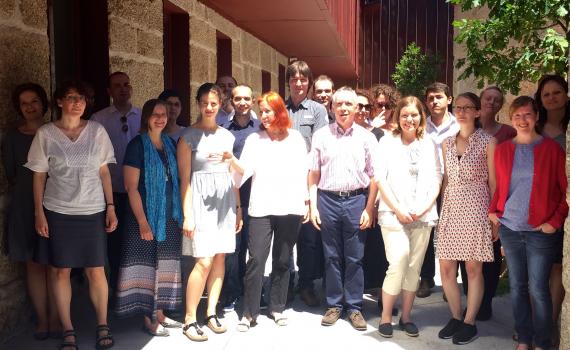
[{"xmin": 331, "ymin": 86, "xmax": 357, "ymax": 105}]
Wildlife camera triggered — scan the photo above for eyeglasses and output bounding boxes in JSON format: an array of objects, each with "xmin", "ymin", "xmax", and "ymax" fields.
[
  {"xmin": 64, "ymin": 95, "xmax": 86, "ymax": 103},
  {"xmin": 453, "ymin": 105, "xmax": 477, "ymax": 113},
  {"xmin": 120, "ymin": 115, "xmax": 128, "ymax": 132},
  {"xmin": 375, "ymin": 102, "xmax": 390, "ymax": 109},
  {"xmin": 357, "ymin": 103, "xmax": 373, "ymax": 111}
]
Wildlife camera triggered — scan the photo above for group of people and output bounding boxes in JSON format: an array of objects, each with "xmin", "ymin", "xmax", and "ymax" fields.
[{"xmin": 2, "ymin": 59, "xmax": 568, "ymax": 350}]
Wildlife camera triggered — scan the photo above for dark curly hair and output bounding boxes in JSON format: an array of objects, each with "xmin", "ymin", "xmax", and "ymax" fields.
[{"xmin": 371, "ymin": 84, "xmax": 401, "ymax": 110}]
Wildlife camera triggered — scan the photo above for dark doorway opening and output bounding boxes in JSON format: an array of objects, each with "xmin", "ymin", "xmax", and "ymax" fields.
[
  {"xmin": 49, "ymin": 0, "xmax": 109, "ymax": 117},
  {"xmin": 261, "ymin": 70, "xmax": 271, "ymax": 94},
  {"xmin": 163, "ymin": 1, "xmax": 190, "ymax": 126},
  {"xmin": 216, "ymin": 31, "xmax": 232, "ymax": 78}
]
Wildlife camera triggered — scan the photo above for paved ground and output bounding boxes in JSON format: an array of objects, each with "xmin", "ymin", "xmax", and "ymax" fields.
[{"xmin": 6, "ymin": 279, "xmax": 517, "ymax": 350}]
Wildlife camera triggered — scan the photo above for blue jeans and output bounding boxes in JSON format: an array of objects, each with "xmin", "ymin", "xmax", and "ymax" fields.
[{"xmin": 499, "ymin": 225, "xmax": 559, "ymax": 349}]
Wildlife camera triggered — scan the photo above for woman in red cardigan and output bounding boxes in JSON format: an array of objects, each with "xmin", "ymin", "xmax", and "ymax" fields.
[{"xmin": 489, "ymin": 96, "xmax": 567, "ymax": 350}]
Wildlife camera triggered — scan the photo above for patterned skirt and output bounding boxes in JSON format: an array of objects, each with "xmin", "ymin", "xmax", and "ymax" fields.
[{"xmin": 115, "ymin": 211, "xmax": 182, "ymax": 321}]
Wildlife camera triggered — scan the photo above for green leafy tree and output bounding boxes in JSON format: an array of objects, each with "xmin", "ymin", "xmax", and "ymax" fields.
[
  {"xmin": 391, "ymin": 42, "xmax": 440, "ymax": 98},
  {"xmin": 450, "ymin": 0, "xmax": 569, "ymax": 94}
]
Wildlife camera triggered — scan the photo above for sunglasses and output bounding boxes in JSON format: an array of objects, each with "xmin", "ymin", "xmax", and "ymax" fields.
[
  {"xmin": 120, "ymin": 115, "xmax": 128, "ymax": 132},
  {"xmin": 357, "ymin": 103, "xmax": 373, "ymax": 111},
  {"xmin": 375, "ymin": 102, "xmax": 390, "ymax": 109}
]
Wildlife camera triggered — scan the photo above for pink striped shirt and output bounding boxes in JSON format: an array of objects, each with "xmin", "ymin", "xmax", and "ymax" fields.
[{"xmin": 309, "ymin": 122, "xmax": 376, "ymax": 191}]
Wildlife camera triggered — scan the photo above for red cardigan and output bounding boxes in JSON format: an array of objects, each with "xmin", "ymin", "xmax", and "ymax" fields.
[{"xmin": 489, "ymin": 137, "xmax": 568, "ymax": 229}]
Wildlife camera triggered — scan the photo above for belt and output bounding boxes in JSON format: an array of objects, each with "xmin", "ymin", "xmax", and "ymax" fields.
[{"xmin": 320, "ymin": 188, "xmax": 366, "ymax": 198}]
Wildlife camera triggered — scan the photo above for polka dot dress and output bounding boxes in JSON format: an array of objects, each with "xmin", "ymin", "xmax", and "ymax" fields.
[{"xmin": 436, "ymin": 129, "xmax": 494, "ymax": 262}]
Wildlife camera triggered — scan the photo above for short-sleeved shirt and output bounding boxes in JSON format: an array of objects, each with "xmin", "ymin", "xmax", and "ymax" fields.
[
  {"xmin": 25, "ymin": 121, "xmax": 116, "ymax": 215},
  {"xmin": 91, "ymin": 105, "xmax": 141, "ymax": 192},
  {"xmin": 309, "ymin": 122, "xmax": 376, "ymax": 191},
  {"xmin": 286, "ymin": 97, "xmax": 329, "ymax": 151}
]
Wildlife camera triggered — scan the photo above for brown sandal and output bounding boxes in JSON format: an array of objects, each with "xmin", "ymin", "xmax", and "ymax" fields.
[
  {"xmin": 205, "ymin": 315, "xmax": 227, "ymax": 334},
  {"xmin": 182, "ymin": 322, "xmax": 208, "ymax": 342}
]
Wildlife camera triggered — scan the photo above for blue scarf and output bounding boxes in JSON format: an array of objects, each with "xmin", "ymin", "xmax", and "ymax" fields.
[{"xmin": 141, "ymin": 133, "xmax": 183, "ymax": 241}]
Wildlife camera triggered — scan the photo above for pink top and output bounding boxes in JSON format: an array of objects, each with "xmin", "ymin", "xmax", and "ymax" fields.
[
  {"xmin": 493, "ymin": 123, "xmax": 517, "ymax": 144},
  {"xmin": 309, "ymin": 122, "xmax": 376, "ymax": 191}
]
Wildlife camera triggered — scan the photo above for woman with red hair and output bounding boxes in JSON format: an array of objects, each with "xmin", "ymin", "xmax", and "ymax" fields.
[{"xmin": 225, "ymin": 91, "xmax": 309, "ymax": 331}]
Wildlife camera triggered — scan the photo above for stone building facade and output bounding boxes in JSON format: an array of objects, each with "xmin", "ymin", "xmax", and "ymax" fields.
[{"xmin": 0, "ymin": 0, "xmax": 287, "ymax": 341}]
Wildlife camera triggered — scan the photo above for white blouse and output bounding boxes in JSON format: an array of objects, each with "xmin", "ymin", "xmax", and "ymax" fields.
[
  {"xmin": 236, "ymin": 129, "xmax": 309, "ymax": 217},
  {"xmin": 374, "ymin": 133, "xmax": 442, "ymax": 227},
  {"xmin": 25, "ymin": 121, "xmax": 116, "ymax": 215}
]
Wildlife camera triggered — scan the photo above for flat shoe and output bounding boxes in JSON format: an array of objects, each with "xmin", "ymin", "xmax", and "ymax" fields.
[
  {"xmin": 159, "ymin": 318, "xmax": 183, "ymax": 328},
  {"xmin": 205, "ymin": 315, "xmax": 227, "ymax": 334},
  {"xmin": 142, "ymin": 325, "xmax": 169, "ymax": 337},
  {"xmin": 236, "ymin": 318, "xmax": 251, "ymax": 332},
  {"xmin": 273, "ymin": 316, "xmax": 288, "ymax": 326},
  {"xmin": 183, "ymin": 322, "xmax": 208, "ymax": 342}
]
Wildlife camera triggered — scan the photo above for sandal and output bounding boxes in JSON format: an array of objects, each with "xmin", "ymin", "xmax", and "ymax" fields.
[
  {"xmin": 60, "ymin": 330, "xmax": 78, "ymax": 350},
  {"xmin": 182, "ymin": 322, "xmax": 208, "ymax": 342},
  {"xmin": 159, "ymin": 317, "xmax": 182, "ymax": 328},
  {"xmin": 95, "ymin": 324, "xmax": 114, "ymax": 350},
  {"xmin": 271, "ymin": 312, "xmax": 288, "ymax": 326},
  {"xmin": 205, "ymin": 314, "xmax": 227, "ymax": 334},
  {"xmin": 236, "ymin": 318, "xmax": 251, "ymax": 332},
  {"xmin": 142, "ymin": 324, "xmax": 169, "ymax": 337}
]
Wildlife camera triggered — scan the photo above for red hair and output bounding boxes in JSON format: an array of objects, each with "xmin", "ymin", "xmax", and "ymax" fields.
[{"xmin": 258, "ymin": 91, "xmax": 291, "ymax": 131}]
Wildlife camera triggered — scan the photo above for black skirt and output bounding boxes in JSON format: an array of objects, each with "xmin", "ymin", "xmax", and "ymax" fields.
[{"xmin": 45, "ymin": 209, "xmax": 107, "ymax": 268}]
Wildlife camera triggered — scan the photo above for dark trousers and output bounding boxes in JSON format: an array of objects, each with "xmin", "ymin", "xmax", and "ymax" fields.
[
  {"xmin": 296, "ymin": 222, "xmax": 324, "ymax": 289},
  {"xmin": 107, "ymin": 192, "xmax": 128, "ymax": 290},
  {"xmin": 242, "ymin": 215, "xmax": 302, "ymax": 318},
  {"xmin": 459, "ymin": 240, "xmax": 502, "ymax": 310},
  {"xmin": 363, "ymin": 224, "xmax": 388, "ymax": 290},
  {"xmin": 420, "ymin": 194, "xmax": 442, "ymax": 280},
  {"xmin": 221, "ymin": 208, "xmax": 249, "ymax": 304},
  {"xmin": 318, "ymin": 191, "xmax": 366, "ymax": 312}
]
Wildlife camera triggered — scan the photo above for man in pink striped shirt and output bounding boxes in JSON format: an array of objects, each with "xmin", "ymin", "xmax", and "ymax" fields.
[{"xmin": 308, "ymin": 86, "xmax": 378, "ymax": 331}]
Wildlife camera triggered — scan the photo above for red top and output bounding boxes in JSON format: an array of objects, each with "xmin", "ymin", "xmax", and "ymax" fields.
[{"xmin": 489, "ymin": 137, "xmax": 568, "ymax": 229}]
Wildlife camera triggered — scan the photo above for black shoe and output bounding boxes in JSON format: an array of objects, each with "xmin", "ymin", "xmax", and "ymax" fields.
[
  {"xmin": 378, "ymin": 323, "xmax": 393, "ymax": 338},
  {"xmin": 416, "ymin": 279, "xmax": 432, "ymax": 298},
  {"xmin": 452, "ymin": 322, "xmax": 478, "ymax": 345},
  {"xmin": 398, "ymin": 319, "xmax": 419, "ymax": 337},
  {"xmin": 377, "ymin": 299, "xmax": 399, "ymax": 316},
  {"xmin": 438, "ymin": 318, "xmax": 462, "ymax": 339}
]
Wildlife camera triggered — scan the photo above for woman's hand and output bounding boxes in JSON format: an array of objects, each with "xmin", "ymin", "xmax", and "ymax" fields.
[
  {"xmin": 235, "ymin": 207, "xmax": 243, "ymax": 233},
  {"xmin": 182, "ymin": 216, "xmax": 196, "ymax": 238},
  {"xmin": 206, "ymin": 153, "xmax": 225, "ymax": 163},
  {"xmin": 35, "ymin": 211, "xmax": 49, "ymax": 238},
  {"xmin": 488, "ymin": 213, "xmax": 500, "ymax": 226},
  {"xmin": 371, "ymin": 112, "xmax": 386, "ymax": 128},
  {"xmin": 105, "ymin": 206, "xmax": 118, "ymax": 233},
  {"xmin": 491, "ymin": 223, "xmax": 499, "ymax": 242},
  {"xmin": 536, "ymin": 223, "xmax": 556, "ymax": 234},
  {"xmin": 139, "ymin": 221, "xmax": 153, "ymax": 241},
  {"xmin": 395, "ymin": 208, "xmax": 413, "ymax": 225}
]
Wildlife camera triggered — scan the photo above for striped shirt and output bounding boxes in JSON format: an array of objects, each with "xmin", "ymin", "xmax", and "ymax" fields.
[{"xmin": 309, "ymin": 122, "xmax": 376, "ymax": 191}]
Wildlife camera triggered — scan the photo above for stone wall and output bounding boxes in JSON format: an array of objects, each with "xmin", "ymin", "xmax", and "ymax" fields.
[
  {"xmin": 452, "ymin": 5, "xmax": 535, "ymax": 125},
  {"xmin": 107, "ymin": 0, "xmax": 165, "ymax": 110},
  {"xmin": 169, "ymin": 0, "xmax": 288, "ymax": 123},
  {"xmin": 0, "ymin": 0, "xmax": 50, "ymax": 342}
]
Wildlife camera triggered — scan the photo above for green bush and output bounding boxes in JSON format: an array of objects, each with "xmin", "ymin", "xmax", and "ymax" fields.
[{"xmin": 392, "ymin": 42, "xmax": 440, "ymax": 98}]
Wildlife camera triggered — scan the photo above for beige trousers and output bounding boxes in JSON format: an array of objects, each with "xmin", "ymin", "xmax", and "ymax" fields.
[{"xmin": 381, "ymin": 224, "xmax": 432, "ymax": 295}]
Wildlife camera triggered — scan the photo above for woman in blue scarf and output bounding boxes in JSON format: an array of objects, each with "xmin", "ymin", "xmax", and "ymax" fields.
[{"xmin": 115, "ymin": 99, "xmax": 184, "ymax": 336}]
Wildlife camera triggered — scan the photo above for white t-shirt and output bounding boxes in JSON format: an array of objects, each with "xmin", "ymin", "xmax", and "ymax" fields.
[
  {"xmin": 25, "ymin": 121, "xmax": 116, "ymax": 215},
  {"xmin": 236, "ymin": 129, "xmax": 308, "ymax": 217}
]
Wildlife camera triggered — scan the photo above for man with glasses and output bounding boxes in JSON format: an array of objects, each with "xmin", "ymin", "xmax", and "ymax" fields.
[
  {"xmin": 285, "ymin": 60, "xmax": 329, "ymax": 307},
  {"xmin": 313, "ymin": 75, "xmax": 335, "ymax": 123},
  {"xmin": 91, "ymin": 71, "xmax": 141, "ymax": 291},
  {"xmin": 415, "ymin": 82, "xmax": 459, "ymax": 299}
]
